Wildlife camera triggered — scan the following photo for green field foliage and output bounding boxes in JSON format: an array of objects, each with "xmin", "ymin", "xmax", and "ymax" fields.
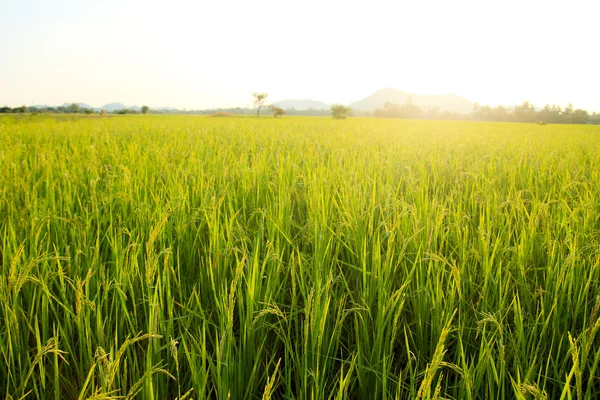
[{"xmin": 1, "ymin": 114, "xmax": 600, "ymax": 399}]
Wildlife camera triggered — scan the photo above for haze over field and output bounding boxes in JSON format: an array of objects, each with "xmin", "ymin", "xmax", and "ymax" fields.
[{"xmin": 1, "ymin": 0, "xmax": 599, "ymax": 111}]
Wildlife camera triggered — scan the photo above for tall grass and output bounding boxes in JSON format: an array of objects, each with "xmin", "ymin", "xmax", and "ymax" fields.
[{"xmin": 1, "ymin": 114, "xmax": 599, "ymax": 399}]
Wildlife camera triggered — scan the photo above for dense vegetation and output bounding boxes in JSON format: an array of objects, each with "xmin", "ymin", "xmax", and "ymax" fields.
[
  {"xmin": 374, "ymin": 99, "xmax": 598, "ymax": 124},
  {"xmin": 1, "ymin": 115, "xmax": 599, "ymax": 399},
  {"xmin": 3, "ymin": 100, "xmax": 599, "ymax": 124}
]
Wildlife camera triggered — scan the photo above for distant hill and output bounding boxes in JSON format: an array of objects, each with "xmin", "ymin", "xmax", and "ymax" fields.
[
  {"xmin": 274, "ymin": 99, "xmax": 330, "ymax": 110},
  {"xmin": 151, "ymin": 106, "xmax": 179, "ymax": 111},
  {"xmin": 350, "ymin": 88, "xmax": 474, "ymax": 114},
  {"xmin": 61, "ymin": 102, "xmax": 94, "ymax": 109},
  {"xmin": 99, "ymin": 102, "xmax": 129, "ymax": 112},
  {"xmin": 24, "ymin": 90, "xmax": 475, "ymax": 114}
]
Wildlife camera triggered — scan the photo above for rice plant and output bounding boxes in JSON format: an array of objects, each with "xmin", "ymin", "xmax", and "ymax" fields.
[{"xmin": 1, "ymin": 114, "xmax": 599, "ymax": 399}]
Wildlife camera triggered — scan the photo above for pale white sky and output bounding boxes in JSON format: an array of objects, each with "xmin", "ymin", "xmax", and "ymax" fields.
[{"xmin": 1, "ymin": 0, "xmax": 598, "ymax": 111}]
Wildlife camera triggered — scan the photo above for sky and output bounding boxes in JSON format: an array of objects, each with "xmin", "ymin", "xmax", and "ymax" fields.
[{"xmin": 1, "ymin": 0, "xmax": 599, "ymax": 111}]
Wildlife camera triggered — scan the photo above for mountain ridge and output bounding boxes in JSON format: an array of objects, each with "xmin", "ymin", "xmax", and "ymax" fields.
[
  {"xmin": 349, "ymin": 88, "xmax": 474, "ymax": 113},
  {"xmin": 273, "ymin": 99, "xmax": 330, "ymax": 110},
  {"xmin": 24, "ymin": 89, "xmax": 475, "ymax": 113}
]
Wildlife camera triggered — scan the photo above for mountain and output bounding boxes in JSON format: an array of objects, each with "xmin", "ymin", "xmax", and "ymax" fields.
[
  {"xmin": 99, "ymin": 102, "xmax": 129, "ymax": 112},
  {"xmin": 350, "ymin": 88, "xmax": 474, "ymax": 114},
  {"xmin": 274, "ymin": 99, "xmax": 330, "ymax": 110},
  {"xmin": 100, "ymin": 104, "xmax": 145, "ymax": 111},
  {"xmin": 151, "ymin": 106, "xmax": 179, "ymax": 111},
  {"xmin": 61, "ymin": 102, "xmax": 94, "ymax": 109}
]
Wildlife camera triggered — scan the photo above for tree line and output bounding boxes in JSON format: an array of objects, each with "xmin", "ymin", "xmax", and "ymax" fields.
[
  {"xmin": 3, "ymin": 98, "xmax": 598, "ymax": 124},
  {"xmin": 0, "ymin": 103, "xmax": 150, "ymax": 115},
  {"xmin": 373, "ymin": 98, "xmax": 599, "ymax": 124}
]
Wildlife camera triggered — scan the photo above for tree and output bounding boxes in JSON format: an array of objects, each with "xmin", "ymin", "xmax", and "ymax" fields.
[
  {"xmin": 490, "ymin": 105, "xmax": 510, "ymax": 122},
  {"xmin": 401, "ymin": 97, "xmax": 423, "ymax": 119},
  {"xmin": 538, "ymin": 104, "xmax": 563, "ymax": 124},
  {"xmin": 424, "ymin": 106, "xmax": 441, "ymax": 120},
  {"xmin": 67, "ymin": 103, "xmax": 80, "ymax": 113},
  {"xmin": 374, "ymin": 102, "xmax": 401, "ymax": 118},
  {"xmin": 374, "ymin": 100, "xmax": 422, "ymax": 119},
  {"xmin": 331, "ymin": 105, "xmax": 350, "ymax": 119},
  {"xmin": 571, "ymin": 108, "xmax": 589, "ymax": 124},
  {"xmin": 252, "ymin": 92, "xmax": 268, "ymax": 117},
  {"xmin": 268, "ymin": 104, "xmax": 285, "ymax": 118},
  {"xmin": 141, "ymin": 105, "xmax": 150, "ymax": 114},
  {"xmin": 563, "ymin": 103, "xmax": 574, "ymax": 124},
  {"xmin": 513, "ymin": 101, "xmax": 536, "ymax": 122}
]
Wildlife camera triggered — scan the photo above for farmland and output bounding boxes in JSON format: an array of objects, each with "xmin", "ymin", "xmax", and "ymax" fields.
[{"xmin": 1, "ymin": 114, "xmax": 600, "ymax": 399}]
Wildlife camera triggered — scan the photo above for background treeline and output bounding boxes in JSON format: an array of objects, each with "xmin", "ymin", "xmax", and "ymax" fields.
[
  {"xmin": 0, "ymin": 105, "xmax": 332, "ymax": 117},
  {"xmin": 2, "ymin": 100, "xmax": 599, "ymax": 124},
  {"xmin": 0, "ymin": 103, "xmax": 149, "ymax": 115},
  {"xmin": 1, "ymin": 104, "xmax": 99, "ymax": 114},
  {"xmin": 0, "ymin": 104, "xmax": 97, "ymax": 114},
  {"xmin": 373, "ymin": 99, "xmax": 599, "ymax": 124}
]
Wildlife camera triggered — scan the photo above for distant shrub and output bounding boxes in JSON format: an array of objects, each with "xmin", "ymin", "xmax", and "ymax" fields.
[
  {"xmin": 331, "ymin": 105, "xmax": 350, "ymax": 120},
  {"xmin": 268, "ymin": 105, "xmax": 286, "ymax": 118},
  {"xmin": 210, "ymin": 112, "xmax": 236, "ymax": 117}
]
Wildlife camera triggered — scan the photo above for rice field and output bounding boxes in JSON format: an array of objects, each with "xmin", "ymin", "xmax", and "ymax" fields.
[{"xmin": 1, "ymin": 114, "xmax": 600, "ymax": 399}]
